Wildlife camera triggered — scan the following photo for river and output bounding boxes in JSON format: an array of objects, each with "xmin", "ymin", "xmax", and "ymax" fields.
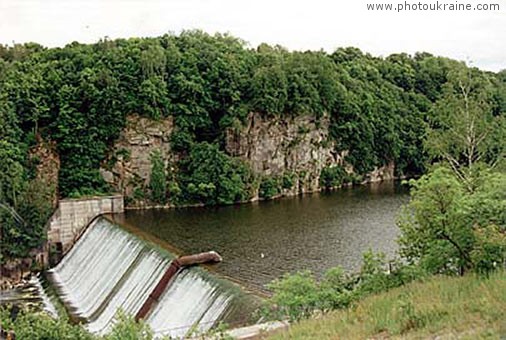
[{"xmin": 120, "ymin": 180, "xmax": 409, "ymax": 292}]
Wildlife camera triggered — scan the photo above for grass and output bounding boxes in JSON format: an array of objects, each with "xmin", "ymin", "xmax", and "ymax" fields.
[{"xmin": 269, "ymin": 271, "xmax": 506, "ymax": 339}]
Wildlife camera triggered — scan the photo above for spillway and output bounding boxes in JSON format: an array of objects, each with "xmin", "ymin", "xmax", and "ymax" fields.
[{"xmin": 47, "ymin": 217, "xmax": 254, "ymax": 338}]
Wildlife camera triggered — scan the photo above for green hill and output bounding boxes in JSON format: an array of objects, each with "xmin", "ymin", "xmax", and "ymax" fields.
[{"xmin": 270, "ymin": 271, "xmax": 506, "ymax": 339}]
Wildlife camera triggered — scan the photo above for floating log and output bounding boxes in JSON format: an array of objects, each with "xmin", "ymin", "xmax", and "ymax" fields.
[
  {"xmin": 135, "ymin": 251, "xmax": 222, "ymax": 321},
  {"xmin": 177, "ymin": 250, "xmax": 222, "ymax": 267}
]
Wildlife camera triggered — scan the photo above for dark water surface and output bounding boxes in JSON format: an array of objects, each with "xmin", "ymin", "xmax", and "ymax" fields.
[{"xmin": 120, "ymin": 181, "xmax": 409, "ymax": 292}]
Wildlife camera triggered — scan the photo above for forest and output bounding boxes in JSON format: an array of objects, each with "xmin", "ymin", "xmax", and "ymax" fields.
[{"xmin": 1, "ymin": 30, "xmax": 505, "ymax": 261}]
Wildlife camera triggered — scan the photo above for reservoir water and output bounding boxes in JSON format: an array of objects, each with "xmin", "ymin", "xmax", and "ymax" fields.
[{"xmin": 120, "ymin": 180, "xmax": 409, "ymax": 292}]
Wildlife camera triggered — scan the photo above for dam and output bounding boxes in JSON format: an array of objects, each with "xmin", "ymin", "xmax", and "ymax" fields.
[
  {"xmin": 1, "ymin": 181, "xmax": 408, "ymax": 338},
  {"xmin": 46, "ymin": 217, "xmax": 257, "ymax": 338}
]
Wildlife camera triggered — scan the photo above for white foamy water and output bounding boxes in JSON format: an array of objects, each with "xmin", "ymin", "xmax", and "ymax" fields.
[
  {"xmin": 48, "ymin": 218, "xmax": 238, "ymax": 338},
  {"xmin": 146, "ymin": 269, "xmax": 232, "ymax": 338},
  {"xmin": 0, "ymin": 274, "xmax": 58, "ymax": 318}
]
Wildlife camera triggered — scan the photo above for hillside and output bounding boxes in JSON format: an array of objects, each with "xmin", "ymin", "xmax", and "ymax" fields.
[{"xmin": 269, "ymin": 271, "xmax": 506, "ymax": 339}]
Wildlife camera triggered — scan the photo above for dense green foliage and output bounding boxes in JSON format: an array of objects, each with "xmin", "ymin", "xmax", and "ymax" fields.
[
  {"xmin": 0, "ymin": 309, "xmax": 93, "ymax": 340},
  {"xmin": 0, "ymin": 309, "xmax": 158, "ymax": 340},
  {"xmin": 149, "ymin": 150, "xmax": 167, "ymax": 204},
  {"xmin": 1, "ymin": 31, "xmax": 504, "ymax": 261},
  {"xmin": 319, "ymin": 165, "xmax": 352, "ymax": 189},
  {"xmin": 397, "ymin": 68, "xmax": 506, "ymax": 276},
  {"xmin": 398, "ymin": 167, "xmax": 506, "ymax": 276},
  {"xmin": 426, "ymin": 64, "xmax": 506, "ymax": 188},
  {"xmin": 0, "ymin": 137, "xmax": 54, "ymax": 261},
  {"xmin": 177, "ymin": 142, "xmax": 254, "ymax": 205},
  {"xmin": 259, "ymin": 176, "xmax": 281, "ymax": 199},
  {"xmin": 264, "ymin": 251, "xmax": 423, "ymax": 322},
  {"xmin": 3, "ymin": 32, "xmax": 499, "ymax": 200}
]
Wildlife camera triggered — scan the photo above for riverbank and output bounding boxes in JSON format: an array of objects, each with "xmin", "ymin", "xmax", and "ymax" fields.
[{"xmin": 269, "ymin": 271, "xmax": 506, "ymax": 339}]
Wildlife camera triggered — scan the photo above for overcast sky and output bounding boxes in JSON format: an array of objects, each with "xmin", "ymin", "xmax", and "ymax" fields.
[{"xmin": 0, "ymin": 0, "xmax": 505, "ymax": 71}]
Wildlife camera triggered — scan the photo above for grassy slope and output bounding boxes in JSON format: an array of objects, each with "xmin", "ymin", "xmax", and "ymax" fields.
[{"xmin": 269, "ymin": 272, "xmax": 506, "ymax": 339}]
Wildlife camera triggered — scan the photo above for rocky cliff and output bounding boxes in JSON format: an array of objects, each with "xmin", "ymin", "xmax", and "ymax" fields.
[
  {"xmin": 101, "ymin": 113, "xmax": 395, "ymax": 206},
  {"xmin": 225, "ymin": 113, "xmax": 344, "ymax": 195},
  {"xmin": 100, "ymin": 114, "xmax": 175, "ymax": 206}
]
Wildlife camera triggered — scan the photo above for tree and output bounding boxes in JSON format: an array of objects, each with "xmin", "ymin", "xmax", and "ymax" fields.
[
  {"xmin": 149, "ymin": 150, "xmax": 167, "ymax": 204},
  {"xmin": 398, "ymin": 167, "xmax": 506, "ymax": 276},
  {"xmin": 179, "ymin": 142, "xmax": 253, "ymax": 205},
  {"xmin": 426, "ymin": 65, "xmax": 506, "ymax": 191}
]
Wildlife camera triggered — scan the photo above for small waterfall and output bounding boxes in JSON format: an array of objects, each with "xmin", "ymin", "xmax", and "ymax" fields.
[
  {"xmin": 48, "ymin": 217, "xmax": 253, "ymax": 338},
  {"xmin": 0, "ymin": 274, "xmax": 58, "ymax": 318},
  {"xmin": 146, "ymin": 270, "xmax": 232, "ymax": 338}
]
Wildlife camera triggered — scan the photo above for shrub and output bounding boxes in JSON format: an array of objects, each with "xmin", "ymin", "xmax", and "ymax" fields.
[
  {"xmin": 0, "ymin": 309, "xmax": 93, "ymax": 340},
  {"xmin": 105, "ymin": 311, "xmax": 154, "ymax": 340},
  {"xmin": 319, "ymin": 165, "xmax": 348, "ymax": 189},
  {"xmin": 281, "ymin": 173, "xmax": 295, "ymax": 190},
  {"xmin": 266, "ymin": 271, "xmax": 320, "ymax": 321},
  {"xmin": 263, "ymin": 251, "xmax": 425, "ymax": 322},
  {"xmin": 179, "ymin": 142, "xmax": 254, "ymax": 205},
  {"xmin": 149, "ymin": 150, "xmax": 167, "ymax": 204},
  {"xmin": 259, "ymin": 177, "xmax": 280, "ymax": 199}
]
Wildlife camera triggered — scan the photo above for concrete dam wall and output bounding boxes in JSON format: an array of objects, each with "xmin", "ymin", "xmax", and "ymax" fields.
[{"xmin": 46, "ymin": 195, "xmax": 124, "ymax": 253}]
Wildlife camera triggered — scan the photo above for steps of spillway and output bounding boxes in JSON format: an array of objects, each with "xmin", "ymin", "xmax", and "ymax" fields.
[{"xmin": 47, "ymin": 217, "xmax": 253, "ymax": 338}]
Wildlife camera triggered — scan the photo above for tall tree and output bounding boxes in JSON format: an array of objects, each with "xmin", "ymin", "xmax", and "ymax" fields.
[{"xmin": 426, "ymin": 64, "xmax": 506, "ymax": 191}]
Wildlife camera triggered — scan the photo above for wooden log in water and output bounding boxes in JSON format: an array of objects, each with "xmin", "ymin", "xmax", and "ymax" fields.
[
  {"xmin": 177, "ymin": 251, "xmax": 222, "ymax": 266},
  {"xmin": 135, "ymin": 251, "xmax": 222, "ymax": 321}
]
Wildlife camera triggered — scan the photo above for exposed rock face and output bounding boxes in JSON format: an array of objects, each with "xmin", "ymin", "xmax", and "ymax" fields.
[
  {"xmin": 225, "ymin": 112, "xmax": 344, "ymax": 195},
  {"xmin": 100, "ymin": 115, "xmax": 175, "ymax": 205},
  {"xmin": 30, "ymin": 137, "xmax": 60, "ymax": 207},
  {"xmin": 102, "ymin": 113, "xmax": 395, "ymax": 206},
  {"xmin": 0, "ymin": 255, "xmax": 38, "ymax": 290},
  {"xmin": 365, "ymin": 161, "xmax": 395, "ymax": 183}
]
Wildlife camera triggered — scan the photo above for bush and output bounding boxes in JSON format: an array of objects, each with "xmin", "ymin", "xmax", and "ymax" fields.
[
  {"xmin": 0, "ymin": 309, "xmax": 93, "ymax": 340},
  {"xmin": 317, "ymin": 267, "xmax": 354, "ymax": 312},
  {"xmin": 179, "ymin": 142, "xmax": 254, "ymax": 205},
  {"xmin": 319, "ymin": 165, "xmax": 348, "ymax": 189},
  {"xmin": 104, "ymin": 311, "xmax": 154, "ymax": 340},
  {"xmin": 263, "ymin": 251, "xmax": 424, "ymax": 322},
  {"xmin": 266, "ymin": 271, "xmax": 320, "ymax": 321},
  {"xmin": 0, "ymin": 308, "xmax": 158, "ymax": 340},
  {"xmin": 281, "ymin": 173, "xmax": 295, "ymax": 190},
  {"xmin": 259, "ymin": 177, "xmax": 280, "ymax": 199},
  {"xmin": 149, "ymin": 150, "xmax": 167, "ymax": 204}
]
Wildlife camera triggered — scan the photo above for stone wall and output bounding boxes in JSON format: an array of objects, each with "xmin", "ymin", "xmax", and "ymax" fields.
[
  {"xmin": 29, "ymin": 136, "xmax": 60, "ymax": 207},
  {"xmin": 46, "ymin": 195, "xmax": 124, "ymax": 253}
]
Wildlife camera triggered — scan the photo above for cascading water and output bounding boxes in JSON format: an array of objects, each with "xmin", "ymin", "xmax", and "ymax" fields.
[
  {"xmin": 146, "ymin": 270, "xmax": 233, "ymax": 338},
  {"xmin": 47, "ymin": 217, "xmax": 255, "ymax": 338},
  {"xmin": 0, "ymin": 274, "xmax": 58, "ymax": 318}
]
